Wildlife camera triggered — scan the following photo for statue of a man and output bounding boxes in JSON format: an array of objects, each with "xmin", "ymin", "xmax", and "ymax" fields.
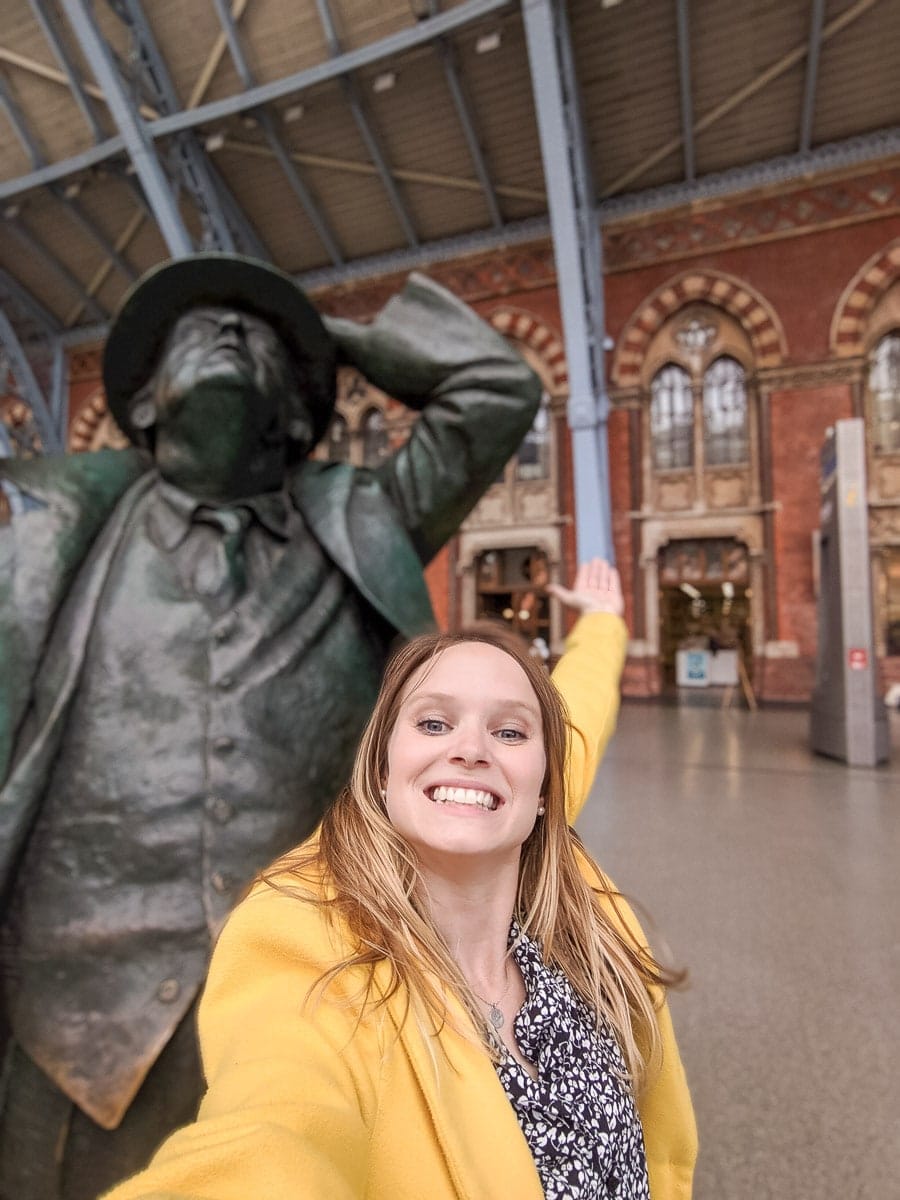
[{"xmin": 0, "ymin": 253, "xmax": 540, "ymax": 1199}]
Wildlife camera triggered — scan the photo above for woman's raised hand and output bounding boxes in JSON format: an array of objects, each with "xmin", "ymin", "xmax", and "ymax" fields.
[{"xmin": 546, "ymin": 557, "xmax": 624, "ymax": 617}]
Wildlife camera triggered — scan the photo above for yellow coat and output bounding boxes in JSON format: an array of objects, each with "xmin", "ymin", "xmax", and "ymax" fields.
[{"xmin": 104, "ymin": 614, "xmax": 697, "ymax": 1199}]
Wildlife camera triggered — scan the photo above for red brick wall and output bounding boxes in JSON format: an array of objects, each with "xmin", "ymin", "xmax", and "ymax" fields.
[{"xmin": 769, "ymin": 384, "xmax": 853, "ymax": 658}]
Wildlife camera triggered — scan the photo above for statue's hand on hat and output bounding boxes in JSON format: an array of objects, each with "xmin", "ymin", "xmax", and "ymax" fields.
[{"xmin": 322, "ymin": 273, "xmax": 518, "ymax": 411}]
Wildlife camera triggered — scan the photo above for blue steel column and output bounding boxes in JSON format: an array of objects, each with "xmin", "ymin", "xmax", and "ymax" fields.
[
  {"xmin": 59, "ymin": 0, "xmax": 193, "ymax": 258},
  {"xmin": 521, "ymin": 0, "xmax": 613, "ymax": 561}
]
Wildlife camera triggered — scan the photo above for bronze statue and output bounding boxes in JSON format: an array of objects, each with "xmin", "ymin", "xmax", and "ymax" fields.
[{"xmin": 0, "ymin": 253, "xmax": 540, "ymax": 1200}]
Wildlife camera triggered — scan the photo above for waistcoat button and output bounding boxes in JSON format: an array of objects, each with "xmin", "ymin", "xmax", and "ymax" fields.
[{"xmin": 157, "ymin": 978, "xmax": 180, "ymax": 1003}]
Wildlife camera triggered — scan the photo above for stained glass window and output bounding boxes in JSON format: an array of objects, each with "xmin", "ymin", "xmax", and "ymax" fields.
[
  {"xmin": 650, "ymin": 364, "xmax": 693, "ymax": 469},
  {"xmin": 703, "ymin": 356, "xmax": 748, "ymax": 466},
  {"xmin": 869, "ymin": 332, "xmax": 900, "ymax": 454}
]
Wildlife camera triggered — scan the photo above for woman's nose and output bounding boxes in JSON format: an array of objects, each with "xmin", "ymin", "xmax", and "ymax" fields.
[{"xmin": 448, "ymin": 725, "xmax": 491, "ymax": 767}]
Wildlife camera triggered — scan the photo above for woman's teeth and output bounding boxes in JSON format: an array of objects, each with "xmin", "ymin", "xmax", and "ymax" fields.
[{"xmin": 429, "ymin": 785, "xmax": 497, "ymax": 811}]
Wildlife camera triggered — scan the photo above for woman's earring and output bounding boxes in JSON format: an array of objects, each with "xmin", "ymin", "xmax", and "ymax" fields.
[{"xmin": 537, "ymin": 804, "xmax": 545, "ymax": 816}]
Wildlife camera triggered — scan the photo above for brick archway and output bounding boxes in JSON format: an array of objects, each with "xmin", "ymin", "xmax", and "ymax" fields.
[
  {"xmin": 489, "ymin": 307, "xmax": 568, "ymax": 394},
  {"xmin": 830, "ymin": 238, "xmax": 900, "ymax": 356},
  {"xmin": 611, "ymin": 270, "xmax": 787, "ymax": 386}
]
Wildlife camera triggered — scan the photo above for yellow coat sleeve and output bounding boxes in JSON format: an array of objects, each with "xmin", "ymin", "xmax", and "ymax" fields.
[
  {"xmin": 549, "ymin": 611, "xmax": 628, "ymax": 823},
  {"xmin": 592, "ymin": 874, "xmax": 698, "ymax": 1200},
  {"xmin": 101, "ymin": 885, "xmax": 378, "ymax": 1200}
]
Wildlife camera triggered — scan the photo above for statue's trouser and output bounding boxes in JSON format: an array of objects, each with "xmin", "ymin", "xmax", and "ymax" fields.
[{"xmin": 0, "ymin": 1011, "xmax": 201, "ymax": 1200}]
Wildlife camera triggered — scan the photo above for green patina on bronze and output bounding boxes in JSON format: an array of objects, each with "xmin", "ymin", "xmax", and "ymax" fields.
[{"xmin": 0, "ymin": 254, "xmax": 540, "ymax": 1199}]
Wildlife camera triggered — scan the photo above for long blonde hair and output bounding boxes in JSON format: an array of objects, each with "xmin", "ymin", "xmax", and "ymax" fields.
[{"xmin": 266, "ymin": 625, "xmax": 683, "ymax": 1091}]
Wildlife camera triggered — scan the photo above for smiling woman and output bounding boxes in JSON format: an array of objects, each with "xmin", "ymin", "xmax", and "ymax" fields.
[{"xmin": 102, "ymin": 561, "xmax": 697, "ymax": 1200}]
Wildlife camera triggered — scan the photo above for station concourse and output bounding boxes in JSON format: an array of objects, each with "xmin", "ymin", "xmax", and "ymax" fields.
[{"xmin": 578, "ymin": 701, "xmax": 900, "ymax": 1200}]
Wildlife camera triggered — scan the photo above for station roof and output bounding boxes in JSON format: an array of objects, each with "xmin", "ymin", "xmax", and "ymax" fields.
[{"xmin": 1, "ymin": 0, "xmax": 898, "ymax": 356}]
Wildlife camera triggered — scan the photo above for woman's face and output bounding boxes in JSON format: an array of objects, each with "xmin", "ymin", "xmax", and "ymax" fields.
[{"xmin": 384, "ymin": 642, "xmax": 546, "ymax": 870}]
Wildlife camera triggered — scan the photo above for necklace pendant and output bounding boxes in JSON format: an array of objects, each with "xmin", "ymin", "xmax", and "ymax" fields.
[{"xmin": 489, "ymin": 1004, "xmax": 505, "ymax": 1030}]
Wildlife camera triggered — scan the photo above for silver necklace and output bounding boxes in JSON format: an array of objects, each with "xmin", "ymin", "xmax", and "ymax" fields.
[{"xmin": 471, "ymin": 961, "xmax": 512, "ymax": 1031}]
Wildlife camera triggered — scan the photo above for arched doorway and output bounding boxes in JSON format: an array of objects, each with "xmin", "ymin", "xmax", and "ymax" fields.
[{"xmin": 657, "ymin": 537, "xmax": 752, "ymax": 691}]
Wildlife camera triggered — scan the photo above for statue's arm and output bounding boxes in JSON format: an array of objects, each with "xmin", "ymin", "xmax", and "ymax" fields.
[{"xmin": 324, "ymin": 273, "xmax": 541, "ymax": 564}]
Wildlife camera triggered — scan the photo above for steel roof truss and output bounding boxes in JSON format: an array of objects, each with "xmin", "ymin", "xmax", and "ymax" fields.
[
  {"xmin": 675, "ymin": 0, "xmax": 695, "ymax": 183},
  {"xmin": 0, "ymin": 307, "xmax": 62, "ymax": 452},
  {"xmin": 59, "ymin": 0, "xmax": 192, "ymax": 256},
  {"xmin": 27, "ymin": 0, "xmax": 105, "ymax": 141},
  {"xmin": 209, "ymin": 0, "xmax": 343, "ymax": 264},
  {"xmin": 434, "ymin": 36, "xmax": 503, "ymax": 228},
  {"xmin": 800, "ymin": 0, "xmax": 826, "ymax": 153},
  {"xmin": 313, "ymin": 0, "xmax": 418, "ymax": 247},
  {"xmin": 5, "ymin": 215, "xmax": 107, "ymax": 321},
  {"xmin": 0, "ymin": 267, "xmax": 62, "ymax": 336},
  {"xmin": 104, "ymin": 0, "xmax": 241, "ymax": 253},
  {"xmin": 0, "ymin": 70, "xmax": 46, "ymax": 167}
]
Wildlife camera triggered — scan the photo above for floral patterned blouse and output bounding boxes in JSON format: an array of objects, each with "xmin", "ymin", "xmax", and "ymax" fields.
[{"xmin": 494, "ymin": 925, "xmax": 650, "ymax": 1199}]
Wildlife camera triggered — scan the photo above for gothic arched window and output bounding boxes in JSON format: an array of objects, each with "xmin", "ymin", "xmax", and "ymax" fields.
[
  {"xmin": 516, "ymin": 392, "xmax": 551, "ymax": 481},
  {"xmin": 868, "ymin": 331, "xmax": 900, "ymax": 455},
  {"xmin": 703, "ymin": 356, "xmax": 748, "ymax": 466},
  {"xmin": 650, "ymin": 364, "xmax": 693, "ymax": 469}
]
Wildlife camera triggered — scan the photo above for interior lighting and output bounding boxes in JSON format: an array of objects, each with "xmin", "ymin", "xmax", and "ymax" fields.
[
  {"xmin": 283, "ymin": 103, "xmax": 305, "ymax": 123},
  {"xmin": 64, "ymin": 180, "xmax": 82, "ymax": 199},
  {"xmin": 241, "ymin": 114, "xmax": 259, "ymax": 129},
  {"xmin": 3, "ymin": 204, "xmax": 20, "ymax": 219},
  {"xmin": 475, "ymin": 31, "xmax": 501, "ymax": 53},
  {"xmin": 205, "ymin": 131, "xmax": 226, "ymax": 152},
  {"xmin": 679, "ymin": 582, "xmax": 701, "ymax": 600},
  {"xmin": 601, "ymin": 0, "xmax": 624, "ymax": 8},
  {"xmin": 372, "ymin": 71, "xmax": 396, "ymax": 93}
]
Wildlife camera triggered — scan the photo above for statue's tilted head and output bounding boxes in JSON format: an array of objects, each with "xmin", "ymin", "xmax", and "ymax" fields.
[{"xmin": 103, "ymin": 254, "xmax": 337, "ymax": 473}]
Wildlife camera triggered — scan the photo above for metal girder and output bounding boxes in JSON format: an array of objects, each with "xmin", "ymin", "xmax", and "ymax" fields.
[
  {"xmin": 27, "ymin": 0, "xmax": 104, "ymax": 141},
  {"xmin": 151, "ymin": 0, "xmax": 512, "ymax": 138},
  {"xmin": 800, "ymin": 0, "xmax": 826, "ymax": 153},
  {"xmin": 314, "ymin": 0, "xmax": 418, "ymax": 247},
  {"xmin": 603, "ymin": 0, "xmax": 879, "ymax": 197},
  {"xmin": 522, "ymin": 0, "xmax": 613, "ymax": 562},
  {"xmin": 0, "ymin": 308, "xmax": 62, "ymax": 452},
  {"xmin": 104, "ymin": 0, "xmax": 243, "ymax": 254},
  {"xmin": 51, "ymin": 189, "xmax": 139, "ymax": 283},
  {"xmin": 58, "ymin": 0, "xmax": 193, "ymax": 257},
  {"xmin": 675, "ymin": 0, "xmax": 695, "ymax": 183},
  {"xmin": 0, "ymin": 136, "xmax": 125, "ymax": 200},
  {"xmin": 0, "ymin": 70, "xmax": 46, "ymax": 166},
  {"xmin": 427, "ymin": 0, "xmax": 502, "ymax": 230},
  {"xmin": 596, "ymin": 126, "xmax": 900, "ymax": 221},
  {"xmin": 0, "ymin": 43, "xmax": 137, "ymax": 285},
  {"xmin": 5, "ymin": 216, "xmax": 107, "ymax": 322},
  {"xmin": 0, "ymin": 0, "xmax": 513, "ymax": 200},
  {"xmin": 209, "ymin": 0, "xmax": 343, "ymax": 264},
  {"xmin": 0, "ymin": 267, "xmax": 62, "ymax": 335}
]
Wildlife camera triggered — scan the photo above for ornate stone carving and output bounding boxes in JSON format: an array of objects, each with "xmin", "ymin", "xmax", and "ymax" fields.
[
  {"xmin": 707, "ymin": 470, "xmax": 749, "ymax": 509},
  {"xmin": 464, "ymin": 486, "xmax": 513, "ymax": 528},
  {"xmin": 516, "ymin": 482, "xmax": 555, "ymax": 522},
  {"xmin": 873, "ymin": 457, "xmax": 900, "ymax": 500},
  {"xmin": 869, "ymin": 505, "xmax": 900, "ymax": 543},
  {"xmin": 656, "ymin": 475, "xmax": 693, "ymax": 511}
]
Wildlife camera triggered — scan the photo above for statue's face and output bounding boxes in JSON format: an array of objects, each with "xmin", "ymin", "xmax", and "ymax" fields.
[{"xmin": 150, "ymin": 306, "xmax": 313, "ymax": 500}]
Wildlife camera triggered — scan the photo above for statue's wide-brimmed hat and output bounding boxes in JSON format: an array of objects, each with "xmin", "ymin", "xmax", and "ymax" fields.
[{"xmin": 103, "ymin": 252, "xmax": 336, "ymax": 447}]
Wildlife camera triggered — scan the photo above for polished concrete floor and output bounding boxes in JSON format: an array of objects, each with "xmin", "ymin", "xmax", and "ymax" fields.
[{"xmin": 575, "ymin": 701, "xmax": 900, "ymax": 1200}]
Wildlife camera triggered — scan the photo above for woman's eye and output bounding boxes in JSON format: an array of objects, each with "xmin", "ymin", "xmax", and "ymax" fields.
[
  {"xmin": 495, "ymin": 727, "xmax": 526, "ymax": 742},
  {"xmin": 416, "ymin": 718, "xmax": 448, "ymax": 735}
]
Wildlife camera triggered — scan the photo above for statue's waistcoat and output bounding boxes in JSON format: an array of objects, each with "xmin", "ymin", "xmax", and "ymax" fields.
[{"xmin": 1, "ymin": 466, "xmax": 428, "ymax": 1129}]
